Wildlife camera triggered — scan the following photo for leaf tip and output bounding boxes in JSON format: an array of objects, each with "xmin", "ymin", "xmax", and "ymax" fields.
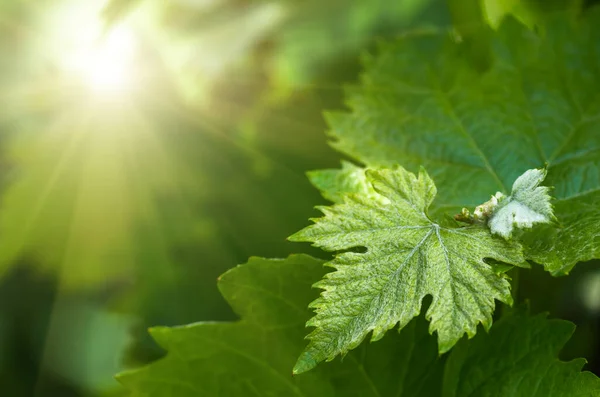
[
  {"xmin": 437, "ymin": 340, "xmax": 453, "ymax": 355},
  {"xmin": 288, "ymin": 229, "xmax": 307, "ymax": 242},
  {"xmin": 293, "ymin": 351, "xmax": 318, "ymax": 375}
]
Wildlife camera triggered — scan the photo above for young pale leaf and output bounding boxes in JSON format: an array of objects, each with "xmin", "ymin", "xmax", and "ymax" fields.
[
  {"xmin": 117, "ymin": 254, "xmax": 445, "ymax": 397},
  {"xmin": 290, "ymin": 166, "xmax": 524, "ymax": 373},
  {"xmin": 319, "ymin": 11, "xmax": 600, "ymax": 274},
  {"xmin": 487, "ymin": 168, "xmax": 554, "ymax": 238},
  {"xmin": 443, "ymin": 308, "xmax": 600, "ymax": 397}
]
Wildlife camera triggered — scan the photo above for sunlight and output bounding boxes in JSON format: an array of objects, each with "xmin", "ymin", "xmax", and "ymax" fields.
[
  {"xmin": 46, "ymin": 0, "xmax": 141, "ymax": 97},
  {"xmin": 67, "ymin": 25, "xmax": 138, "ymax": 94},
  {"xmin": 81, "ymin": 27, "xmax": 137, "ymax": 93}
]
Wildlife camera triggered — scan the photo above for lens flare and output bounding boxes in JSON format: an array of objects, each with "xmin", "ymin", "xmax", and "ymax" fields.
[{"xmin": 66, "ymin": 26, "xmax": 138, "ymax": 94}]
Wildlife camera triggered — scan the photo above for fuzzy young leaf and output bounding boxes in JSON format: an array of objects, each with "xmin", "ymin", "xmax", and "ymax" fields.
[
  {"xmin": 290, "ymin": 166, "xmax": 524, "ymax": 373},
  {"xmin": 319, "ymin": 11, "xmax": 600, "ymax": 274},
  {"xmin": 443, "ymin": 308, "xmax": 600, "ymax": 396},
  {"xmin": 117, "ymin": 254, "xmax": 445, "ymax": 397},
  {"xmin": 487, "ymin": 168, "xmax": 554, "ymax": 238}
]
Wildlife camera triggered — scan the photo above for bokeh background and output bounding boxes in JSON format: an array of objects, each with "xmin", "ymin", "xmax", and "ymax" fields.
[{"xmin": 0, "ymin": 1, "xmax": 597, "ymax": 396}]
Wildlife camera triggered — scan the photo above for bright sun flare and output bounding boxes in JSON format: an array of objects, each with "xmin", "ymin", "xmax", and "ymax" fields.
[
  {"xmin": 61, "ymin": 21, "xmax": 138, "ymax": 95},
  {"xmin": 84, "ymin": 27, "xmax": 137, "ymax": 93},
  {"xmin": 75, "ymin": 26, "xmax": 137, "ymax": 94}
]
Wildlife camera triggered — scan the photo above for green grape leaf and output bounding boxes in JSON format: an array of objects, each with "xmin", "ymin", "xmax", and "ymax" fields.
[
  {"xmin": 320, "ymin": 10, "xmax": 600, "ymax": 274},
  {"xmin": 290, "ymin": 166, "xmax": 524, "ymax": 373},
  {"xmin": 117, "ymin": 254, "xmax": 445, "ymax": 397},
  {"xmin": 443, "ymin": 307, "xmax": 600, "ymax": 396}
]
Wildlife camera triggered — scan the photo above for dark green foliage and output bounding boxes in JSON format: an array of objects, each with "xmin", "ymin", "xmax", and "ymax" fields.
[{"xmin": 118, "ymin": 255, "xmax": 445, "ymax": 397}]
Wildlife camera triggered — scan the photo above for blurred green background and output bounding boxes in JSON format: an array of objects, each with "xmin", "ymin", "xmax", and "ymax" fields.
[{"xmin": 0, "ymin": 0, "xmax": 597, "ymax": 396}]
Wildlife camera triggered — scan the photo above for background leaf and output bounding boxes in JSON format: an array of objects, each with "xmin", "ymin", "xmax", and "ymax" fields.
[
  {"xmin": 118, "ymin": 256, "xmax": 600, "ymax": 396},
  {"xmin": 117, "ymin": 254, "xmax": 445, "ymax": 397},
  {"xmin": 443, "ymin": 307, "xmax": 600, "ymax": 396},
  {"xmin": 315, "ymin": 9, "xmax": 600, "ymax": 274}
]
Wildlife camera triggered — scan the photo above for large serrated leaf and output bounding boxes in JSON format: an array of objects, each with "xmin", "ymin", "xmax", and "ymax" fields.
[{"xmin": 290, "ymin": 166, "xmax": 524, "ymax": 373}]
